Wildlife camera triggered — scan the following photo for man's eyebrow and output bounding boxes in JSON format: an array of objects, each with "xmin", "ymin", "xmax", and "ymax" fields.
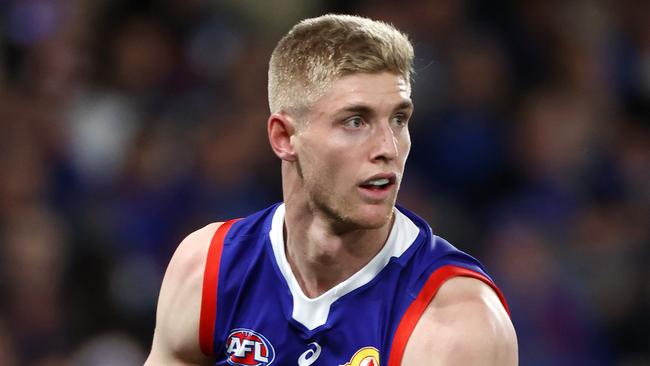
[
  {"xmin": 338, "ymin": 104, "xmax": 374, "ymax": 115},
  {"xmin": 395, "ymin": 100, "xmax": 414, "ymax": 111},
  {"xmin": 336, "ymin": 100, "xmax": 414, "ymax": 115}
]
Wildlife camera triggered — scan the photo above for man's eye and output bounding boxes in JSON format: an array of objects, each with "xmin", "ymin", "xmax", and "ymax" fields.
[
  {"xmin": 392, "ymin": 114, "xmax": 409, "ymax": 127},
  {"xmin": 344, "ymin": 116, "xmax": 364, "ymax": 129}
]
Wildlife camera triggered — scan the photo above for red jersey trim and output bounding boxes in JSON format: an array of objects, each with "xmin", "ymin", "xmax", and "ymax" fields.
[
  {"xmin": 387, "ymin": 265, "xmax": 510, "ymax": 366},
  {"xmin": 199, "ymin": 219, "xmax": 240, "ymax": 356}
]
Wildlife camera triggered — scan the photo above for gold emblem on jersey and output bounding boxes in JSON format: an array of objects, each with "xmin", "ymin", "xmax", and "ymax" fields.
[{"xmin": 343, "ymin": 346, "xmax": 380, "ymax": 366}]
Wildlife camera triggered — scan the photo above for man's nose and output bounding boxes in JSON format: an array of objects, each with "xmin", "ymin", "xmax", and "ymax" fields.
[{"xmin": 371, "ymin": 122, "xmax": 398, "ymax": 162}]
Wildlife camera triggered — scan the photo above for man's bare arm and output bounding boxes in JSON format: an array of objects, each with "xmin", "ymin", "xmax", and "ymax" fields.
[
  {"xmin": 402, "ymin": 276, "xmax": 518, "ymax": 366},
  {"xmin": 144, "ymin": 223, "xmax": 222, "ymax": 366}
]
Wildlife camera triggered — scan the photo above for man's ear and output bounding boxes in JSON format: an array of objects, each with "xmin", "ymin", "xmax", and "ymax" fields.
[{"xmin": 268, "ymin": 112, "xmax": 298, "ymax": 162}]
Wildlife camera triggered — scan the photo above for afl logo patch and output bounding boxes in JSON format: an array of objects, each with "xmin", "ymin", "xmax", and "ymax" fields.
[
  {"xmin": 225, "ymin": 328, "xmax": 275, "ymax": 366},
  {"xmin": 344, "ymin": 346, "xmax": 380, "ymax": 366}
]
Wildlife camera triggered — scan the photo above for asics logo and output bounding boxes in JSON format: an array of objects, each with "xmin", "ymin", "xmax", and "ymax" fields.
[{"xmin": 297, "ymin": 342, "xmax": 321, "ymax": 366}]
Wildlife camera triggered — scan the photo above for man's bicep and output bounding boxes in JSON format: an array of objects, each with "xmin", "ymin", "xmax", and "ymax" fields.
[
  {"xmin": 401, "ymin": 276, "xmax": 518, "ymax": 366},
  {"xmin": 145, "ymin": 223, "xmax": 222, "ymax": 366}
]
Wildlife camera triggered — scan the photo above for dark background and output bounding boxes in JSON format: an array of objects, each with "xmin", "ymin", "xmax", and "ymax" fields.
[{"xmin": 0, "ymin": 0, "xmax": 648, "ymax": 365}]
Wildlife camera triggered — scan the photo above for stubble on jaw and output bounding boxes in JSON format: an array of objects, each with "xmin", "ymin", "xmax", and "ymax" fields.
[
  {"xmin": 307, "ymin": 177, "xmax": 395, "ymax": 234},
  {"xmin": 293, "ymin": 144, "xmax": 396, "ymax": 233}
]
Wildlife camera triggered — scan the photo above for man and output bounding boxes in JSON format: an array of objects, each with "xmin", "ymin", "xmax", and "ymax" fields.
[{"xmin": 145, "ymin": 14, "xmax": 517, "ymax": 366}]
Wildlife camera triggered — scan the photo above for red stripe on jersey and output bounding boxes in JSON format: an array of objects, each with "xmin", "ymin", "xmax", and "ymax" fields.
[
  {"xmin": 387, "ymin": 265, "xmax": 510, "ymax": 366},
  {"xmin": 199, "ymin": 219, "xmax": 240, "ymax": 356}
]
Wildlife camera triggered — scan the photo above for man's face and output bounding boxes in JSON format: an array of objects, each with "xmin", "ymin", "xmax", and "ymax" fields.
[{"xmin": 293, "ymin": 71, "xmax": 413, "ymax": 230}]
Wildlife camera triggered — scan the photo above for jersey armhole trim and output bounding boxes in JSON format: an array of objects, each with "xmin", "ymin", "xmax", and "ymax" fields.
[
  {"xmin": 199, "ymin": 219, "xmax": 240, "ymax": 356},
  {"xmin": 386, "ymin": 264, "xmax": 511, "ymax": 366}
]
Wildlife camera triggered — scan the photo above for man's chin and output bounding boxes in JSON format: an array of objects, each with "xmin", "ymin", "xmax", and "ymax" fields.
[
  {"xmin": 352, "ymin": 204, "xmax": 394, "ymax": 230},
  {"xmin": 316, "ymin": 196, "xmax": 395, "ymax": 232}
]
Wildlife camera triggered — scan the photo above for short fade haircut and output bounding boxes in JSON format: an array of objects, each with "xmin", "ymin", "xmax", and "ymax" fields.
[{"xmin": 268, "ymin": 14, "xmax": 414, "ymax": 115}]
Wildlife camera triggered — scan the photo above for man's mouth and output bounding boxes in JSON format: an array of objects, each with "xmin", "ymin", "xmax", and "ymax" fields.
[{"xmin": 359, "ymin": 174, "xmax": 396, "ymax": 191}]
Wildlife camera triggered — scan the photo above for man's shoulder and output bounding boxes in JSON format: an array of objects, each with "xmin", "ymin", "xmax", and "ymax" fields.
[
  {"xmin": 402, "ymin": 276, "xmax": 518, "ymax": 365},
  {"xmin": 428, "ymin": 275, "xmax": 509, "ymax": 321},
  {"xmin": 145, "ymin": 222, "xmax": 223, "ymax": 365},
  {"xmin": 160, "ymin": 220, "xmax": 232, "ymax": 317},
  {"xmin": 173, "ymin": 222, "xmax": 224, "ymax": 270}
]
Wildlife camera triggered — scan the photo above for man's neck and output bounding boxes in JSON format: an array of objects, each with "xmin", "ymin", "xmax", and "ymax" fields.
[{"xmin": 283, "ymin": 203, "xmax": 394, "ymax": 299}]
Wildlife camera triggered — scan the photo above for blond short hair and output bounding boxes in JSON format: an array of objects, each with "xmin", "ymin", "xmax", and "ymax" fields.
[{"xmin": 268, "ymin": 14, "xmax": 414, "ymax": 114}]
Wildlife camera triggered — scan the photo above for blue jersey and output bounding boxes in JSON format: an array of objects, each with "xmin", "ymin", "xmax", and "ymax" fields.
[{"xmin": 199, "ymin": 203, "xmax": 509, "ymax": 366}]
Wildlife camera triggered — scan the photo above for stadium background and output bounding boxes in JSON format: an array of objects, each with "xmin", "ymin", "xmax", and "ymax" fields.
[{"xmin": 0, "ymin": 0, "xmax": 648, "ymax": 365}]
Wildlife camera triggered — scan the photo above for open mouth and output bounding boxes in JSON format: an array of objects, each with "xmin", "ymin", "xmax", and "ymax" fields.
[{"xmin": 359, "ymin": 175, "xmax": 396, "ymax": 191}]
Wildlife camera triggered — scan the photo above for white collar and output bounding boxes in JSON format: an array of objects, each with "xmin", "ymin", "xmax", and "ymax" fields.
[{"xmin": 268, "ymin": 203, "xmax": 420, "ymax": 330}]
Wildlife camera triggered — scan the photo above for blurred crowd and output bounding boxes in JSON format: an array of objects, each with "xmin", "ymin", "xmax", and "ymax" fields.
[{"xmin": 0, "ymin": 0, "xmax": 648, "ymax": 365}]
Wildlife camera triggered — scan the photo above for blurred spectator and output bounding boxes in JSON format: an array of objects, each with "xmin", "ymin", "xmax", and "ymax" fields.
[
  {"xmin": 1, "ymin": 206, "xmax": 69, "ymax": 365},
  {"xmin": 486, "ymin": 220, "xmax": 609, "ymax": 366},
  {"xmin": 0, "ymin": 318, "xmax": 18, "ymax": 366},
  {"xmin": 69, "ymin": 332, "xmax": 145, "ymax": 366}
]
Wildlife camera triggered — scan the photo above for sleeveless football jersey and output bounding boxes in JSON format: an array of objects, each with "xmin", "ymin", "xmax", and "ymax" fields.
[{"xmin": 199, "ymin": 203, "xmax": 509, "ymax": 366}]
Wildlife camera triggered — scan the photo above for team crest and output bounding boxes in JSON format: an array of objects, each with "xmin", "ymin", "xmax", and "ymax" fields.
[
  {"xmin": 225, "ymin": 328, "xmax": 275, "ymax": 366},
  {"xmin": 343, "ymin": 346, "xmax": 380, "ymax": 366}
]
